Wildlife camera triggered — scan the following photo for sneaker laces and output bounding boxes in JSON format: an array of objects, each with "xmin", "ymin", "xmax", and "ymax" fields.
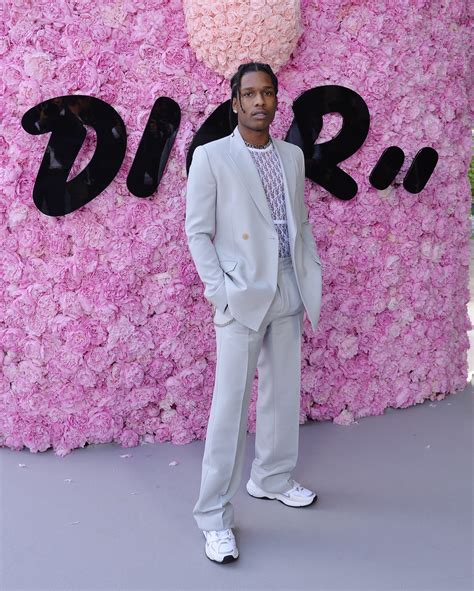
[
  {"xmin": 288, "ymin": 478, "xmax": 305, "ymax": 493},
  {"xmin": 206, "ymin": 528, "xmax": 234, "ymax": 550},
  {"xmin": 287, "ymin": 478, "xmax": 315, "ymax": 497}
]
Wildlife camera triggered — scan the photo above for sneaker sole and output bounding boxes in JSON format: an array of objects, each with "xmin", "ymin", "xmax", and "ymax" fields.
[
  {"xmin": 246, "ymin": 481, "xmax": 317, "ymax": 507},
  {"xmin": 247, "ymin": 491, "xmax": 317, "ymax": 507},
  {"xmin": 205, "ymin": 550, "xmax": 239, "ymax": 564}
]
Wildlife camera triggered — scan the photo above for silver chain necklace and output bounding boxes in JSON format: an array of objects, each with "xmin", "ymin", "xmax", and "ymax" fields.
[{"xmin": 244, "ymin": 138, "xmax": 272, "ymax": 149}]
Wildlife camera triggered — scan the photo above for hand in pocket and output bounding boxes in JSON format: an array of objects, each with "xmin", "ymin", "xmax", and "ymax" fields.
[{"xmin": 213, "ymin": 304, "xmax": 235, "ymax": 327}]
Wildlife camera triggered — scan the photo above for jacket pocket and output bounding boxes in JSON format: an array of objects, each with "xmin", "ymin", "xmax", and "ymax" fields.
[
  {"xmin": 301, "ymin": 240, "xmax": 322, "ymax": 265},
  {"xmin": 213, "ymin": 305, "xmax": 235, "ymax": 327},
  {"xmin": 220, "ymin": 260, "xmax": 237, "ymax": 273}
]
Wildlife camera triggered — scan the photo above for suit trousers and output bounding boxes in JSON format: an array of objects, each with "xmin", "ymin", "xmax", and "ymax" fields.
[{"xmin": 192, "ymin": 255, "xmax": 305, "ymax": 531}]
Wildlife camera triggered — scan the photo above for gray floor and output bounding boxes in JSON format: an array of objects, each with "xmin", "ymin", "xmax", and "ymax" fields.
[{"xmin": 0, "ymin": 382, "xmax": 472, "ymax": 591}]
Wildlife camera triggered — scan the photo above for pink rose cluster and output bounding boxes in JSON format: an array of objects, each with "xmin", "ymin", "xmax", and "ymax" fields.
[
  {"xmin": 183, "ymin": 0, "xmax": 302, "ymax": 79},
  {"xmin": 0, "ymin": 0, "xmax": 471, "ymax": 456}
]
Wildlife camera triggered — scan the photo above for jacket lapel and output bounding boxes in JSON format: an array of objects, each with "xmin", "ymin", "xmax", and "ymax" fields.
[
  {"xmin": 228, "ymin": 126, "xmax": 274, "ymax": 229},
  {"xmin": 228, "ymin": 126, "xmax": 297, "ymax": 241}
]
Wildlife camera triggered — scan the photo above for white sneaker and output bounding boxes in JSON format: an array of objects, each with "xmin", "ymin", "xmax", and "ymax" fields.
[
  {"xmin": 202, "ymin": 528, "xmax": 239, "ymax": 563},
  {"xmin": 246, "ymin": 477, "xmax": 317, "ymax": 507}
]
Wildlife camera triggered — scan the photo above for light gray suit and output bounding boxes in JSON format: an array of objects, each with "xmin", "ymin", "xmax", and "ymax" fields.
[{"xmin": 185, "ymin": 125, "xmax": 322, "ymax": 531}]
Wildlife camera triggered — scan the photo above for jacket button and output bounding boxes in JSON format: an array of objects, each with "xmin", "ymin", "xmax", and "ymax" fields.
[{"xmin": 242, "ymin": 233, "xmax": 249, "ymax": 240}]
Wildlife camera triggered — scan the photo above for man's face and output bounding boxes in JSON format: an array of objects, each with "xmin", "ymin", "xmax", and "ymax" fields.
[{"xmin": 232, "ymin": 70, "xmax": 277, "ymax": 134}]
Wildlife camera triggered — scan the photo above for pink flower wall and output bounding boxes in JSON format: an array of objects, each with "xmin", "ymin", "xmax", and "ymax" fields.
[{"xmin": 0, "ymin": 0, "xmax": 471, "ymax": 456}]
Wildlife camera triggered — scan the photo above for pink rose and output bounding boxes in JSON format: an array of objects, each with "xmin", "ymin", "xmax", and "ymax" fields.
[
  {"xmin": 159, "ymin": 46, "xmax": 192, "ymax": 76},
  {"xmin": 121, "ymin": 363, "xmax": 145, "ymax": 389},
  {"xmin": 87, "ymin": 409, "xmax": 116, "ymax": 442},
  {"xmin": 64, "ymin": 321, "xmax": 92, "ymax": 353},
  {"xmin": 118, "ymin": 428, "xmax": 140, "ymax": 447},
  {"xmin": 85, "ymin": 346, "xmax": 113, "ymax": 374},
  {"xmin": 23, "ymin": 51, "xmax": 54, "ymax": 79}
]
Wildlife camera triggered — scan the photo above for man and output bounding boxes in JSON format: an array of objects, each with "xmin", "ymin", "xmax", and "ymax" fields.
[{"xmin": 185, "ymin": 62, "xmax": 323, "ymax": 564}]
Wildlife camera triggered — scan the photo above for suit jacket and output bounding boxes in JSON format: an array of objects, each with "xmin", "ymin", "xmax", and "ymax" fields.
[{"xmin": 185, "ymin": 125, "xmax": 322, "ymax": 332}]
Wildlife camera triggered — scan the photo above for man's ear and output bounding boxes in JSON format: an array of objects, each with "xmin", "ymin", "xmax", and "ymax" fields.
[{"xmin": 232, "ymin": 97, "xmax": 237, "ymax": 112}]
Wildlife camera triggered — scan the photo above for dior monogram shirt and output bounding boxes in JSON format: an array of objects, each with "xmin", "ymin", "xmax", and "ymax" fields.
[{"xmin": 246, "ymin": 141, "xmax": 291, "ymax": 258}]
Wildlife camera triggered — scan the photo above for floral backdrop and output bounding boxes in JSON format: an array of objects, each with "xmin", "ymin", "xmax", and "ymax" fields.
[{"xmin": 0, "ymin": 0, "xmax": 471, "ymax": 456}]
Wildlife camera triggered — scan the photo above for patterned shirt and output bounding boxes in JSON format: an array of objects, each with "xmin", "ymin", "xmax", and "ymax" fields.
[{"xmin": 247, "ymin": 141, "xmax": 291, "ymax": 258}]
